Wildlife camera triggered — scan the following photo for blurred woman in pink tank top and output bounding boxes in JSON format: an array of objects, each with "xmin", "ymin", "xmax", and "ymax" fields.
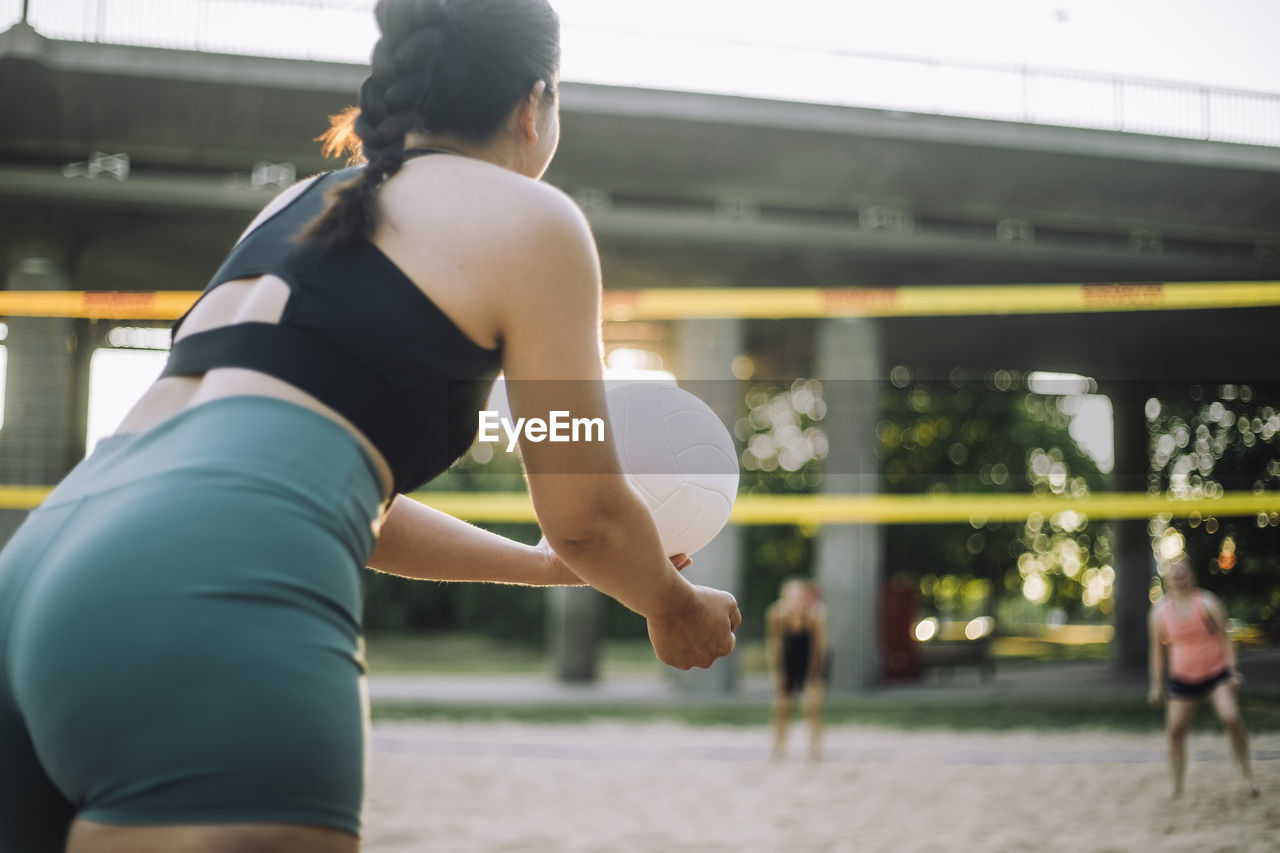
[{"xmin": 1147, "ymin": 557, "xmax": 1258, "ymax": 799}]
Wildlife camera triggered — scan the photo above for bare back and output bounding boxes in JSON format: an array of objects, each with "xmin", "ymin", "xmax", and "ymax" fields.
[{"xmin": 112, "ymin": 154, "xmax": 577, "ymax": 500}]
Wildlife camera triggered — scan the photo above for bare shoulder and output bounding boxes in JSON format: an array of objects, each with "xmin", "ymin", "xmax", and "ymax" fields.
[
  {"xmin": 236, "ymin": 174, "xmax": 325, "ymax": 244},
  {"xmin": 1199, "ymin": 589, "xmax": 1228, "ymax": 621},
  {"xmin": 1149, "ymin": 597, "xmax": 1167, "ymax": 626},
  {"xmin": 393, "ymin": 157, "xmax": 589, "ymax": 243},
  {"xmin": 1198, "ymin": 588, "xmax": 1225, "ymax": 608},
  {"xmin": 484, "ymin": 171, "xmax": 594, "ymax": 257},
  {"xmin": 498, "ymin": 170, "xmax": 585, "ymax": 221},
  {"xmin": 466, "ymin": 173, "xmax": 599, "ymax": 301},
  {"xmin": 384, "ymin": 159, "xmax": 597, "ymax": 299}
]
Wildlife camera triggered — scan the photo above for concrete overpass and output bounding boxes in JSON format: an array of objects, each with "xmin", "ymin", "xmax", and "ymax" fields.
[
  {"xmin": 3, "ymin": 21, "xmax": 1278, "ymax": 293},
  {"xmin": 3, "ymin": 20, "xmax": 1277, "ymax": 372},
  {"xmin": 2, "ymin": 22, "xmax": 1278, "ymax": 687}
]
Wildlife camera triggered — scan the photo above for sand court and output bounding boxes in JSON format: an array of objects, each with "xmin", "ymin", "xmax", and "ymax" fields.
[{"xmin": 363, "ymin": 720, "xmax": 1278, "ymax": 852}]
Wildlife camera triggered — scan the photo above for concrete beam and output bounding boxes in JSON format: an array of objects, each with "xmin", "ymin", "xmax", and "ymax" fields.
[
  {"xmin": 5, "ymin": 25, "xmax": 1279, "ymax": 172},
  {"xmin": 0, "ymin": 22, "xmax": 364, "ymax": 92},
  {"xmin": 4, "ymin": 26, "xmax": 1277, "ymax": 258},
  {"xmin": 562, "ymin": 82, "xmax": 1280, "ymax": 174},
  {"xmin": 0, "ymin": 166, "xmax": 275, "ymax": 213},
  {"xmin": 2, "ymin": 167, "xmax": 1271, "ymax": 282}
]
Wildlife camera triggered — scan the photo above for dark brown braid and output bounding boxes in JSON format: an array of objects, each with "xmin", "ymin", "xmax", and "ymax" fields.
[{"xmin": 303, "ymin": 0, "xmax": 560, "ymax": 250}]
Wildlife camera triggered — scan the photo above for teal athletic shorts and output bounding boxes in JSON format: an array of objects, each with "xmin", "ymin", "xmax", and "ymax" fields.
[{"xmin": 0, "ymin": 396, "xmax": 384, "ymax": 850}]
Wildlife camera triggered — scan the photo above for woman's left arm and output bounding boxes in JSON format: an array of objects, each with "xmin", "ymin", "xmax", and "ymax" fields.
[
  {"xmin": 367, "ymin": 495, "xmax": 689, "ymax": 585},
  {"xmin": 366, "ymin": 495, "xmax": 577, "ymax": 585}
]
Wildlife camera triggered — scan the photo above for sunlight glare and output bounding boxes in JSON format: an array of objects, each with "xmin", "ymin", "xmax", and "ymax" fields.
[{"xmin": 86, "ymin": 348, "xmax": 168, "ymax": 454}]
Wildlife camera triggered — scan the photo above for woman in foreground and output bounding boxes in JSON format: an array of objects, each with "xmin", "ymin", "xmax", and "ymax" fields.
[{"xmin": 0, "ymin": 1, "xmax": 739, "ymax": 850}]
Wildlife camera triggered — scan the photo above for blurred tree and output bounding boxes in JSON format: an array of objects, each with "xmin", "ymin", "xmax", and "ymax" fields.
[
  {"xmin": 1146, "ymin": 381, "xmax": 1280, "ymax": 638},
  {"xmin": 731, "ymin": 370, "xmax": 1117, "ymax": 635},
  {"xmin": 874, "ymin": 370, "xmax": 1111, "ymax": 631},
  {"xmin": 363, "ymin": 374, "xmax": 1279, "ymax": 647},
  {"xmin": 733, "ymin": 379, "xmax": 827, "ymax": 638}
]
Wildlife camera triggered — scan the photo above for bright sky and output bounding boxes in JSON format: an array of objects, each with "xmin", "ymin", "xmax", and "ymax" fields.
[
  {"xmin": 18, "ymin": 0, "xmax": 1276, "ymax": 144},
  {"xmin": 85, "ymin": 348, "xmax": 165, "ymax": 453},
  {"xmin": 553, "ymin": 0, "xmax": 1280, "ymax": 95},
  {"xmin": 16, "ymin": 0, "xmax": 1280, "ymax": 95}
]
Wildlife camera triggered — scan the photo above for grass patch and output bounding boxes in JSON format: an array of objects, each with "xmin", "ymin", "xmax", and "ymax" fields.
[
  {"xmin": 364, "ymin": 632, "xmax": 1137, "ymax": 678},
  {"xmin": 372, "ymin": 703, "xmax": 768, "ymax": 727},
  {"xmin": 990, "ymin": 637, "xmax": 1112, "ymax": 662},
  {"xmin": 364, "ymin": 632, "xmax": 548, "ymax": 675},
  {"xmin": 364, "ymin": 633, "xmax": 1280, "ymax": 733},
  {"xmin": 373, "ymin": 691, "xmax": 1280, "ymax": 732},
  {"xmin": 364, "ymin": 633, "xmax": 757, "ymax": 676}
]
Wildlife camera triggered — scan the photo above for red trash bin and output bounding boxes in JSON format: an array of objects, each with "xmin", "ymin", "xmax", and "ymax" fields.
[{"xmin": 881, "ymin": 579, "xmax": 921, "ymax": 681}]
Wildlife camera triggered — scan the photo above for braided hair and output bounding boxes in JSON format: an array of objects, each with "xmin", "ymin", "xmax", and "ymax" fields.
[{"xmin": 304, "ymin": 0, "xmax": 560, "ymax": 249}]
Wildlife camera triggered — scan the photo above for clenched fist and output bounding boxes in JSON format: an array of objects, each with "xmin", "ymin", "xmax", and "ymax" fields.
[{"xmin": 646, "ymin": 584, "xmax": 741, "ymax": 670}]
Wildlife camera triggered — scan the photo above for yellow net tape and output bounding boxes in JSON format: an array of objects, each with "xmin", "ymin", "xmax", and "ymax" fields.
[
  {"xmin": 2, "ymin": 283, "xmax": 1274, "ymax": 523},
  {"xmin": 599, "ymin": 281, "xmax": 1280, "ymax": 320},
  {"xmin": 1, "ymin": 281, "xmax": 1278, "ymax": 321},
  {"xmin": 6, "ymin": 486, "xmax": 1269, "ymax": 525}
]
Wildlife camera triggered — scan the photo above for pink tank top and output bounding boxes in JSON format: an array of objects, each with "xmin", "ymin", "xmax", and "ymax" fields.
[{"xmin": 1160, "ymin": 592, "xmax": 1227, "ymax": 682}]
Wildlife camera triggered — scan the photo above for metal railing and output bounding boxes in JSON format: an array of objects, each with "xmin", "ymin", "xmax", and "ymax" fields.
[
  {"xmin": 5, "ymin": 0, "xmax": 378, "ymax": 62},
  {"xmin": 5, "ymin": 0, "xmax": 1280, "ymax": 147}
]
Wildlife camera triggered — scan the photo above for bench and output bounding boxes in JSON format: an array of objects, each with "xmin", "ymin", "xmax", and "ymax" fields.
[{"xmin": 916, "ymin": 638, "xmax": 996, "ymax": 682}]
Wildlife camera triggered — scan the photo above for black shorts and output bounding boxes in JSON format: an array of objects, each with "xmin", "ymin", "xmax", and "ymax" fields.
[{"xmin": 1167, "ymin": 668, "xmax": 1231, "ymax": 701}]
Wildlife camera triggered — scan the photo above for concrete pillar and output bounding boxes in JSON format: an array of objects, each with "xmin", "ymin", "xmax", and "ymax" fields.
[
  {"xmin": 547, "ymin": 586, "xmax": 602, "ymax": 682},
  {"xmin": 667, "ymin": 316, "xmax": 743, "ymax": 694},
  {"xmin": 1108, "ymin": 384, "xmax": 1153, "ymax": 672},
  {"xmin": 547, "ymin": 317, "xmax": 743, "ymax": 687},
  {"xmin": 0, "ymin": 248, "xmax": 83, "ymax": 487},
  {"xmin": 0, "ymin": 238, "xmax": 85, "ymax": 549},
  {"xmin": 814, "ymin": 318, "xmax": 883, "ymax": 690}
]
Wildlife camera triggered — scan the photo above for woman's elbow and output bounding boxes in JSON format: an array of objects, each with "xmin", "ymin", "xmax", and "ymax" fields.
[
  {"xmin": 536, "ymin": 479, "xmax": 648, "ymax": 559},
  {"xmin": 540, "ymin": 502, "xmax": 629, "ymax": 561}
]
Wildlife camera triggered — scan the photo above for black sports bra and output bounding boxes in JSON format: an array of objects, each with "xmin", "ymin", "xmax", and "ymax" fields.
[{"xmin": 163, "ymin": 157, "xmax": 503, "ymax": 495}]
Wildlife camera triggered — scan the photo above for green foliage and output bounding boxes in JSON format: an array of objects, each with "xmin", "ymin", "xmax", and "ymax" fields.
[
  {"xmin": 739, "ymin": 524, "xmax": 816, "ymax": 639},
  {"xmin": 729, "ymin": 372, "xmax": 1119, "ymax": 633},
  {"xmin": 737, "ymin": 379, "xmax": 828, "ymax": 494},
  {"xmin": 735, "ymin": 380, "xmax": 826, "ymax": 636},
  {"xmin": 371, "ymin": 692, "xmax": 1280, "ymax": 732},
  {"xmin": 360, "ymin": 372, "xmax": 1279, "ymax": 648},
  {"xmin": 876, "ymin": 370, "xmax": 1111, "ymax": 626},
  {"xmin": 1147, "ymin": 382, "xmax": 1280, "ymax": 636}
]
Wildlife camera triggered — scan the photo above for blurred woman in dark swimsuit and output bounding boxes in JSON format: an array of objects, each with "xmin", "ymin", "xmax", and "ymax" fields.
[{"xmin": 767, "ymin": 579, "xmax": 828, "ymax": 761}]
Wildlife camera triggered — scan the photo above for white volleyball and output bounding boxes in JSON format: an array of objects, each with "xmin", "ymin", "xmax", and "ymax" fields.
[{"xmin": 605, "ymin": 382, "xmax": 739, "ymax": 557}]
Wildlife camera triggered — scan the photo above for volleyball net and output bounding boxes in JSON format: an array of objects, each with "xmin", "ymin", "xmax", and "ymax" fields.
[{"xmin": 1, "ymin": 282, "xmax": 1277, "ymax": 524}]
